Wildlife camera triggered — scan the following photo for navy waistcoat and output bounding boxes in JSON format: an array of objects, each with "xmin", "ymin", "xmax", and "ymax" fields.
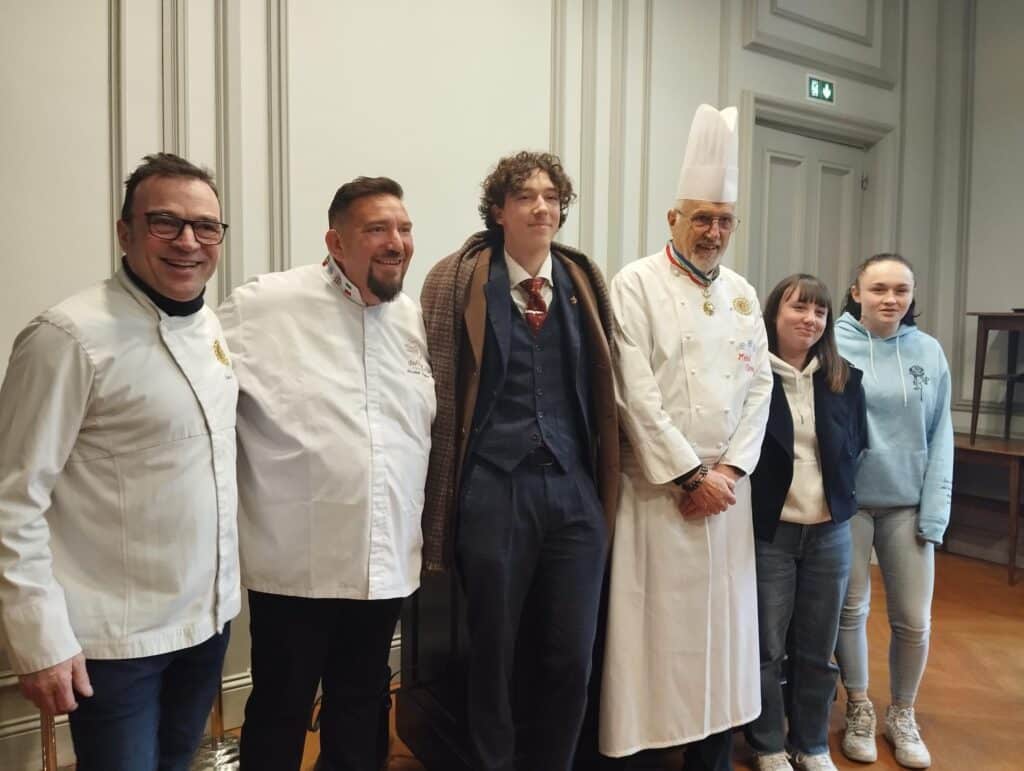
[{"xmin": 469, "ymin": 253, "xmax": 592, "ymax": 473}]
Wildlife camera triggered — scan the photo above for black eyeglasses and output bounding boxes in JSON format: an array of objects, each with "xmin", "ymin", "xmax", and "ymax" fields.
[{"xmin": 144, "ymin": 212, "xmax": 229, "ymax": 245}]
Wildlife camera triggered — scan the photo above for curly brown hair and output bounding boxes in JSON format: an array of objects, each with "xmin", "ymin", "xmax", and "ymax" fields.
[{"xmin": 478, "ymin": 151, "xmax": 577, "ymax": 233}]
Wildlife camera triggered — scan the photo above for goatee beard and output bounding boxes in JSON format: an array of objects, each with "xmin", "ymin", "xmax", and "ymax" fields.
[{"xmin": 368, "ymin": 269, "xmax": 402, "ymax": 303}]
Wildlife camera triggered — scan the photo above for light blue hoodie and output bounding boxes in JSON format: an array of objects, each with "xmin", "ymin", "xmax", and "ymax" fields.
[{"xmin": 835, "ymin": 312, "xmax": 954, "ymax": 542}]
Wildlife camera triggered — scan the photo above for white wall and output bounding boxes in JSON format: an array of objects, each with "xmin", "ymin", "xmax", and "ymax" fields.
[
  {"xmin": 2, "ymin": 0, "xmax": 1019, "ymax": 766},
  {"xmin": 286, "ymin": 0, "xmax": 553, "ymax": 294}
]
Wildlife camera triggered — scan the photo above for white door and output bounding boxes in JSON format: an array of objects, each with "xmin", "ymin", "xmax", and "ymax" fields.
[{"xmin": 748, "ymin": 124, "xmax": 867, "ymax": 304}]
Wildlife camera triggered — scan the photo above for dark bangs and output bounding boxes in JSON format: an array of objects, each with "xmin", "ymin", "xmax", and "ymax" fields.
[{"xmin": 764, "ymin": 273, "xmax": 850, "ymax": 393}]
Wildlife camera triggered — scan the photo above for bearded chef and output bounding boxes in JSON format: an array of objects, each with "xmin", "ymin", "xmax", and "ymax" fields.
[{"xmin": 599, "ymin": 104, "xmax": 772, "ymax": 770}]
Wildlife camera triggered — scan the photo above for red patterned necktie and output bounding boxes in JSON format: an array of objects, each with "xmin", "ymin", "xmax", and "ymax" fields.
[{"xmin": 519, "ymin": 277, "xmax": 549, "ymax": 336}]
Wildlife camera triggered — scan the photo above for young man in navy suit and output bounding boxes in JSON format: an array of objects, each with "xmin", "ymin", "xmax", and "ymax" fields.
[{"xmin": 419, "ymin": 151, "xmax": 619, "ymax": 771}]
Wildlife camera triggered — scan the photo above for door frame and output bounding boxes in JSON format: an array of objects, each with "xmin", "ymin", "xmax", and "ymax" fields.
[{"xmin": 732, "ymin": 91, "xmax": 897, "ymax": 282}]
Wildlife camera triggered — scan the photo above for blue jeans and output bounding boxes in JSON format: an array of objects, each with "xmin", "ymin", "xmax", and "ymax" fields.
[
  {"xmin": 67, "ymin": 625, "xmax": 230, "ymax": 771},
  {"xmin": 745, "ymin": 521, "xmax": 851, "ymax": 756},
  {"xmin": 836, "ymin": 507, "xmax": 934, "ymax": 705}
]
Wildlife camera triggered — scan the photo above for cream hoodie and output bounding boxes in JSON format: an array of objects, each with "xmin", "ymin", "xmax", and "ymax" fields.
[{"xmin": 770, "ymin": 353, "xmax": 831, "ymax": 526}]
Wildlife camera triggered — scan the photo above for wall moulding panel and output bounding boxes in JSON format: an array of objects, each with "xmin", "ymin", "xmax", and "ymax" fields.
[
  {"xmin": 742, "ymin": 0, "xmax": 902, "ymax": 88},
  {"xmin": 952, "ymin": 0, "xmax": 1024, "ymax": 417},
  {"xmin": 109, "ymin": 0, "xmax": 126, "ymax": 276},
  {"xmin": 267, "ymin": 0, "xmax": 290, "ymax": 272},
  {"xmin": 562, "ymin": 0, "xmax": 654, "ymax": 275},
  {"xmin": 161, "ymin": 0, "xmax": 188, "ymax": 156},
  {"xmin": 215, "ymin": 0, "xmax": 245, "ymax": 302},
  {"xmin": 770, "ymin": 0, "xmax": 875, "ymax": 46}
]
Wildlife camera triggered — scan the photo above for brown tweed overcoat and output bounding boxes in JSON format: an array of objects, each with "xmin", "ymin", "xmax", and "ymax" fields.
[{"xmin": 419, "ymin": 231, "xmax": 620, "ymax": 572}]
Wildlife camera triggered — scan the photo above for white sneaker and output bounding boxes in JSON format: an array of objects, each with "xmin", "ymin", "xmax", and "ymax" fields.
[
  {"xmin": 885, "ymin": 704, "xmax": 932, "ymax": 768},
  {"xmin": 793, "ymin": 752, "xmax": 838, "ymax": 771},
  {"xmin": 755, "ymin": 751, "xmax": 794, "ymax": 771},
  {"xmin": 842, "ymin": 699, "xmax": 878, "ymax": 762}
]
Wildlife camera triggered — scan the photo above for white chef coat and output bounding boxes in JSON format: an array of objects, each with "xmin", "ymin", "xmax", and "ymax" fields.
[
  {"xmin": 0, "ymin": 271, "xmax": 240, "ymax": 674},
  {"xmin": 218, "ymin": 259, "xmax": 436, "ymax": 600},
  {"xmin": 599, "ymin": 248, "xmax": 772, "ymax": 756}
]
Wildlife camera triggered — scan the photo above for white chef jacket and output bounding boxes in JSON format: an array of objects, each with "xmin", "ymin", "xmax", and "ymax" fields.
[
  {"xmin": 599, "ymin": 248, "xmax": 772, "ymax": 756},
  {"xmin": 218, "ymin": 259, "xmax": 436, "ymax": 600},
  {"xmin": 0, "ymin": 271, "xmax": 240, "ymax": 674}
]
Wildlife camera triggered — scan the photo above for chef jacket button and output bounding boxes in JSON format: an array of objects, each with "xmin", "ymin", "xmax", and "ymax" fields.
[
  {"xmin": 690, "ymin": 369, "xmax": 696, "ymax": 375},
  {"xmin": 724, "ymin": 407, "xmax": 731, "ymax": 413}
]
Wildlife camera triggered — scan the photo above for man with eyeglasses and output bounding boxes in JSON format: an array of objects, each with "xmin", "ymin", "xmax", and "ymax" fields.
[
  {"xmin": 0, "ymin": 152, "xmax": 239, "ymax": 769},
  {"xmin": 218, "ymin": 176, "xmax": 435, "ymax": 771},
  {"xmin": 599, "ymin": 105, "xmax": 772, "ymax": 770}
]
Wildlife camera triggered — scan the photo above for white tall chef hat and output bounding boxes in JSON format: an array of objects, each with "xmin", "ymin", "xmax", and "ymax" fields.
[{"xmin": 675, "ymin": 103, "xmax": 739, "ymax": 203}]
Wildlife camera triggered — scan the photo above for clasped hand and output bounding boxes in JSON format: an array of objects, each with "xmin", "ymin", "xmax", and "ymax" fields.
[{"xmin": 677, "ymin": 464, "xmax": 739, "ymax": 519}]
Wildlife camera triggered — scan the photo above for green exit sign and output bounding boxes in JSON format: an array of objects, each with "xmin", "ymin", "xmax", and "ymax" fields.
[{"xmin": 807, "ymin": 75, "xmax": 836, "ymax": 104}]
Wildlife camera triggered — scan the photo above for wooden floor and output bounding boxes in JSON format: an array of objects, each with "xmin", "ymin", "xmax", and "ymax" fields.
[{"xmin": 300, "ymin": 552, "xmax": 1023, "ymax": 770}]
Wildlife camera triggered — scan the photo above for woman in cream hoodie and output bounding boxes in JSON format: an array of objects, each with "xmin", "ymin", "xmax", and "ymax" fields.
[
  {"xmin": 835, "ymin": 253, "xmax": 954, "ymax": 770},
  {"xmin": 747, "ymin": 274, "xmax": 867, "ymax": 771}
]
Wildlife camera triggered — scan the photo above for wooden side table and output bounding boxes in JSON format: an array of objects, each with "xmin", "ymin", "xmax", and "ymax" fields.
[
  {"xmin": 967, "ymin": 311, "xmax": 1024, "ymax": 443},
  {"xmin": 953, "ymin": 433, "xmax": 1024, "ymax": 584}
]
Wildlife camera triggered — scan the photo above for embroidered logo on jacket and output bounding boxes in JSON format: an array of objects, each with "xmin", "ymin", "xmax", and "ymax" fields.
[
  {"xmin": 405, "ymin": 339, "xmax": 433, "ymax": 379},
  {"xmin": 213, "ymin": 339, "xmax": 231, "ymax": 366},
  {"xmin": 732, "ymin": 296, "xmax": 753, "ymax": 316},
  {"xmin": 737, "ymin": 339, "xmax": 757, "ymax": 374}
]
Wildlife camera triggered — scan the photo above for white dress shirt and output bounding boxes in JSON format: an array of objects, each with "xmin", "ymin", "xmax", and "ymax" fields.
[
  {"xmin": 505, "ymin": 250, "xmax": 554, "ymax": 316},
  {"xmin": 0, "ymin": 272, "xmax": 239, "ymax": 673},
  {"xmin": 218, "ymin": 259, "xmax": 436, "ymax": 600}
]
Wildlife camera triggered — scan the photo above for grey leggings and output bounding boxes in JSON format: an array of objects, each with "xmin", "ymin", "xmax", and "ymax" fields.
[{"xmin": 836, "ymin": 507, "xmax": 935, "ymax": 706}]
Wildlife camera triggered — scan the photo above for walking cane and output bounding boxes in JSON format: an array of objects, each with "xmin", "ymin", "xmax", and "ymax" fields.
[{"xmin": 39, "ymin": 710, "xmax": 57, "ymax": 771}]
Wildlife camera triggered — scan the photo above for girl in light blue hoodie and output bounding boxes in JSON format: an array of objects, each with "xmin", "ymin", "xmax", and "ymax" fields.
[{"xmin": 833, "ymin": 253, "xmax": 953, "ymax": 770}]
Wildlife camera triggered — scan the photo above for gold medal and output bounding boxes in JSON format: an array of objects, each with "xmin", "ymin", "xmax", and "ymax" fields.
[{"xmin": 702, "ymin": 287, "xmax": 714, "ymax": 316}]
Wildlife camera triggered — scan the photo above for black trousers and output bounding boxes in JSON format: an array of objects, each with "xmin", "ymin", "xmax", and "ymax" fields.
[
  {"xmin": 239, "ymin": 591, "xmax": 402, "ymax": 771},
  {"xmin": 621, "ymin": 730, "xmax": 734, "ymax": 771},
  {"xmin": 456, "ymin": 456, "xmax": 607, "ymax": 771}
]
